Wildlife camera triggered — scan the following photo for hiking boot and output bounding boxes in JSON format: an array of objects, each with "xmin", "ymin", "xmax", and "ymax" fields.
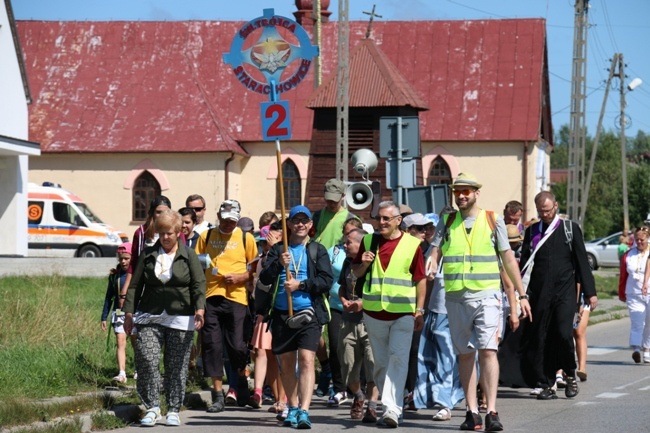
[
  {"xmin": 283, "ymin": 406, "xmax": 300, "ymax": 427},
  {"xmin": 459, "ymin": 410, "xmax": 482, "ymax": 431},
  {"xmin": 484, "ymin": 411, "xmax": 503, "ymax": 431},
  {"xmin": 296, "ymin": 409, "xmax": 312, "ymax": 429},
  {"xmin": 565, "ymin": 376, "xmax": 579, "ymax": 398},
  {"xmin": 362, "ymin": 406, "xmax": 377, "ymax": 423},
  {"xmin": 536, "ymin": 387, "xmax": 557, "ymax": 400},
  {"xmin": 350, "ymin": 396, "xmax": 365, "ymax": 419}
]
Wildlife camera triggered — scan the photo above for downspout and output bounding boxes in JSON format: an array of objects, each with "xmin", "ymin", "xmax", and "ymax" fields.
[
  {"xmin": 224, "ymin": 152, "xmax": 235, "ymax": 200},
  {"xmin": 523, "ymin": 141, "xmax": 529, "ymax": 221}
]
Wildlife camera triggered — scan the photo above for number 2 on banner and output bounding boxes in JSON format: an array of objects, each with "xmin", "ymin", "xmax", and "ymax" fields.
[{"xmin": 261, "ymin": 101, "xmax": 292, "ymax": 141}]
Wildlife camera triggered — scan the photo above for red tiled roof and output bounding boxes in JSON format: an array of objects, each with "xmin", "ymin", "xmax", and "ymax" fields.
[
  {"xmin": 17, "ymin": 18, "xmax": 548, "ymax": 153},
  {"xmin": 307, "ymin": 38, "xmax": 428, "ymax": 110}
]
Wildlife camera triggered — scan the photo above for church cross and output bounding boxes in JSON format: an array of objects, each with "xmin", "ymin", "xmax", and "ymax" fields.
[{"xmin": 363, "ymin": 5, "xmax": 382, "ymax": 39}]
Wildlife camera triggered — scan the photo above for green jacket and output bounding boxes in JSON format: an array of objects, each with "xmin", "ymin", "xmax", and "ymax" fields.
[{"xmin": 124, "ymin": 240, "xmax": 206, "ymax": 316}]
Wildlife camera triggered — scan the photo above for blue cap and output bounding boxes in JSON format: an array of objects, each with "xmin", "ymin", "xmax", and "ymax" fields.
[
  {"xmin": 289, "ymin": 205, "xmax": 312, "ymax": 220},
  {"xmin": 424, "ymin": 213, "xmax": 439, "ymax": 225}
]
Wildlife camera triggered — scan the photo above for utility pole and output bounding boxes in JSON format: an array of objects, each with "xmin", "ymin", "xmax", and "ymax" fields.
[
  {"xmin": 335, "ymin": 0, "xmax": 349, "ymax": 182},
  {"xmin": 617, "ymin": 54, "xmax": 630, "ymax": 232},
  {"xmin": 580, "ymin": 55, "xmax": 617, "ymax": 224},
  {"xmin": 567, "ymin": 0, "xmax": 589, "ymax": 225}
]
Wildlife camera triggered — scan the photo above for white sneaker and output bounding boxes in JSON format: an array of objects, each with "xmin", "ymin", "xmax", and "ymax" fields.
[
  {"xmin": 140, "ymin": 407, "xmax": 162, "ymax": 427},
  {"xmin": 644, "ymin": 353, "xmax": 650, "ymax": 363},
  {"xmin": 112, "ymin": 372, "xmax": 127, "ymax": 383},
  {"xmin": 529, "ymin": 388, "xmax": 543, "ymax": 395},
  {"xmin": 133, "ymin": 371, "xmax": 138, "ymax": 380},
  {"xmin": 165, "ymin": 412, "xmax": 181, "ymax": 426},
  {"xmin": 328, "ymin": 391, "xmax": 348, "ymax": 406}
]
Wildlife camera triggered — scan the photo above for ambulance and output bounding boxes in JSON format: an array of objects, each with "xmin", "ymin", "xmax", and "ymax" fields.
[{"xmin": 27, "ymin": 182, "xmax": 129, "ymax": 257}]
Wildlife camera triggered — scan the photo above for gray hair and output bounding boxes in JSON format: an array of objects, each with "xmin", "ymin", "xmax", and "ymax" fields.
[{"xmin": 378, "ymin": 200, "xmax": 399, "ymax": 216}]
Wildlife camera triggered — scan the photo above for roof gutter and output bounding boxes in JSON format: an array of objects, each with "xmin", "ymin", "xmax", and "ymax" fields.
[{"xmin": 224, "ymin": 152, "xmax": 235, "ymax": 200}]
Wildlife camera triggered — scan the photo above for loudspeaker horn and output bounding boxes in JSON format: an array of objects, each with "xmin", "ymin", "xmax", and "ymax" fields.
[
  {"xmin": 351, "ymin": 149, "xmax": 378, "ymax": 179},
  {"xmin": 345, "ymin": 182, "xmax": 373, "ymax": 210}
]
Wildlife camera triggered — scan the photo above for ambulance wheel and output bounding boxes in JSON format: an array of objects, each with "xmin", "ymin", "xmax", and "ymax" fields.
[{"xmin": 78, "ymin": 244, "xmax": 101, "ymax": 258}]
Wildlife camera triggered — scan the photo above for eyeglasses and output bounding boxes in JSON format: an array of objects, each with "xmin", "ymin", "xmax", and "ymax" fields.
[
  {"xmin": 453, "ymin": 188, "xmax": 476, "ymax": 197},
  {"xmin": 375, "ymin": 215, "xmax": 400, "ymax": 222},
  {"xmin": 192, "ymin": 207, "xmax": 205, "ymax": 212},
  {"xmin": 411, "ymin": 225, "xmax": 426, "ymax": 232},
  {"xmin": 290, "ymin": 218, "xmax": 311, "ymax": 225}
]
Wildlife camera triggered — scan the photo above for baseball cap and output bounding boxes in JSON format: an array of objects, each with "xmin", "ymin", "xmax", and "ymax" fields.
[
  {"xmin": 219, "ymin": 199, "xmax": 241, "ymax": 221},
  {"xmin": 506, "ymin": 224, "xmax": 523, "ymax": 242},
  {"xmin": 289, "ymin": 205, "xmax": 312, "ymax": 220},
  {"xmin": 424, "ymin": 213, "xmax": 440, "ymax": 226},
  {"xmin": 256, "ymin": 225, "xmax": 271, "ymax": 242},
  {"xmin": 324, "ymin": 178, "xmax": 346, "ymax": 201},
  {"xmin": 117, "ymin": 242, "xmax": 132, "ymax": 255},
  {"xmin": 237, "ymin": 217, "xmax": 254, "ymax": 232},
  {"xmin": 403, "ymin": 213, "xmax": 430, "ymax": 228},
  {"xmin": 452, "ymin": 172, "xmax": 482, "ymax": 190}
]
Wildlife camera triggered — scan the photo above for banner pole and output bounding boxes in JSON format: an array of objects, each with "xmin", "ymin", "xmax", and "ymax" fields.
[{"xmin": 276, "ymin": 138, "xmax": 293, "ymax": 317}]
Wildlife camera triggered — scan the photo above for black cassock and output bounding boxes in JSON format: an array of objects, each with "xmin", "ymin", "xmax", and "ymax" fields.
[{"xmin": 499, "ymin": 220, "xmax": 595, "ymax": 388}]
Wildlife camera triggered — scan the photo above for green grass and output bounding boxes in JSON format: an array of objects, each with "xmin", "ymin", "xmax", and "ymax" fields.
[
  {"xmin": 0, "ymin": 275, "xmax": 131, "ymax": 400},
  {"xmin": 594, "ymin": 274, "xmax": 618, "ymax": 299},
  {"xmin": 9, "ymin": 418, "xmax": 84, "ymax": 433}
]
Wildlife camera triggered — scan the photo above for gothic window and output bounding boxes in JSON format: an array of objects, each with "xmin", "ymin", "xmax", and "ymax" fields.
[
  {"xmin": 133, "ymin": 171, "xmax": 160, "ymax": 222},
  {"xmin": 276, "ymin": 159, "xmax": 301, "ymax": 212}
]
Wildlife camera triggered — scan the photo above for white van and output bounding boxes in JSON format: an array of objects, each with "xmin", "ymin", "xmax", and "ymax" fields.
[{"xmin": 27, "ymin": 182, "xmax": 128, "ymax": 258}]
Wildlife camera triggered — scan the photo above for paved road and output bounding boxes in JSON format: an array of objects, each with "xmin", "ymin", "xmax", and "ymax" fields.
[{"xmin": 111, "ymin": 318, "xmax": 646, "ymax": 433}]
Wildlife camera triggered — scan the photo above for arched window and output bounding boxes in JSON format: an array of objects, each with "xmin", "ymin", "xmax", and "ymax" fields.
[
  {"xmin": 428, "ymin": 156, "xmax": 452, "ymax": 204},
  {"xmin": 276, "ymin": 159, "xmax": 301, "ymax": 212},
  {"xmin": 132, "ymin": 171, "xmax": 161, "ymax": 222}
]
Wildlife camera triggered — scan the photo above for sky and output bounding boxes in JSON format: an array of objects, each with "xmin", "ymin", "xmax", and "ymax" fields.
[{"xmin": 12, "ymin": 0, "xmax": 650, "ymax": 139}]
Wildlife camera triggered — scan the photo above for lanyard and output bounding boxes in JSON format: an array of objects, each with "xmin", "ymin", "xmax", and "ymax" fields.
[{"xmin": 289, "ymin": 243, "xmax": 306, "ymax": 278}]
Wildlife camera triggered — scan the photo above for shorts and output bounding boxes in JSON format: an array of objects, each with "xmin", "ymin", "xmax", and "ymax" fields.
[
  {"xmin": 446, "ymin": 293, "xmax": 501, "ymax": 354},
  {"xmin": 112, "ymin": 311, "xmax": 137, "ymax": 335},
  {"xmin": 271, "ymin": 311, "xmax": 320, "ymax": 355},
  {"xmin": 251, "ymin": 315, "xmax": 273, "ymax": 350}
]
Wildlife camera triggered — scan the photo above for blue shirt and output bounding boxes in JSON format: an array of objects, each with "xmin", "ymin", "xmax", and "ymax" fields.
[
  {"xmin": 274, "ymin": 243, "xmax": 313, "ymax": 311},
  {"xmin": 327, "ymin": 244, "xmax": 346, "ymax": 312}
]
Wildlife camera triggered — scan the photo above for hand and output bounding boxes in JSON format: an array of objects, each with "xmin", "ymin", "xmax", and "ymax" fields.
[
  {"xmin": 101, "ymin": 321, "xmax": 107, "ymax": 332},
  {"xmin": 284, "ymin": 277, "xmax": 300, "ymax": 293},
  {"xmin": 266, "ymin": 231, "xmax": 281, "ymax": 247},
  {"xmin": 508, "ymin": 313, "xmax": 520, "ymax": 332},
  {"xmin": 414, "ymin": 313, "xmax": 424, "ymax": 332},
  {"xmin": 117, "ymin": 298, "xmax": 125, "ymax": 309},
  {"xmin": 349, "ymin": 299, "xmax": 363, "ymax": 313},
  {"xmin": 124, "ymin": 314, "xmax": 134, "ymax": 335},
  {"xmin": 519, "ymin": 299, "xmax": 533, "ymax": 322},
  {"xmin": 361, "ymin": 251, "xmax": 375, "ymax": 266},
  {"xmin": 194, "ymin": 312, "xmax": 204, "ymax": 330},
  {"xmin": 224, "ymin": 273, "xmax": 243, "ymax": 285},
  {"xmin": 587, "ymin": 295, "xmax": 598, "ymax": 311},
  {"xmin": 279, "ymin": 252, "xmax": 291, "ymax": 267}
]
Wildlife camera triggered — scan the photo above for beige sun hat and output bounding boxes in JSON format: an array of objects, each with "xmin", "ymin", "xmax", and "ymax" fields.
[{"xmin": 452, "ymin": 172, "xmax": 482, "ymax": 190}]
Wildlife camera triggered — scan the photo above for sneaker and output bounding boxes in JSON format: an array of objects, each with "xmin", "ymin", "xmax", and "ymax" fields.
[
  {"xmin": 263, "ymin": 385, "xmax": 275, "ymax": 403},
  {"xmin": 133, "ymin": 371, "xmax": 138, "ymax": 380},
  {"xmin": 140, "ymin": 407, "xmax": 162, "ymax": 427},
  {"xmin": 249, "ymin": 391, "xmax": 262, "ymax": 409},
  {"xmin": 565, "ymin": 376, "xmax": 579, "ymax": 398},
  {"xmin": 633, "ymin": 350, "xmax": 642, "ymax": 363},
  {"xmin": 529, "ymin": 388, "xmax": 543, "ymax": 395},
  {"xmin": 484, "ymin": 411, "xmax": 503, "ymax": 432},
  {"xmin": 555, "ymin": 374, "xmax": 566, "ymax": 389},
  {"xmin": 112, "ymin": 372, "xmax": 127, "ymax": 383},
  {"xmin": 165, "ymin": 412, "xmax": 181, "ymax": 427},
  {"xmin": 328, "ymin": 391, "xmax": 348, "ymax": 407},
  {"xmin": 316, "ymin": 371, "xmax": 331, "ymax": 397},
  {"xmin": 277, "ymin": 404, "xmax": 289, "ymax": 421},
  {"xmin": 296, "ymin": 409, "xmax": 312, "ymax": 429},
  {"xmin": 350, "ymin": 396, "xmax": 365, "ymax": 419},
  {"xmin": 225, "ymin": 388, "xmax": 237, "ymax": 406},
  {"xmin": 645, "ymin": 353, "xmax": 650, "ymax": 364},
  {"xmin": 459, "ymin": 410, "xmax": 482, "ymax": 431},
  {"xmin": 381, "ymin": 410, "xmax": 399, "ymax": 428},
  {"xmin": 283, "ymin": 406, "xmax": 299, "ymax": 427},
  {"xmin": 362, "ymin": 406, "xmax": 377, "ymax": 423},
  {"xmin": 536, "ymin": 387, "xmax": 557, "ymax": 400}
]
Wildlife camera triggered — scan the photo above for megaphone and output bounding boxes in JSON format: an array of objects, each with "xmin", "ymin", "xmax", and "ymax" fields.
[
  {"xmin": 345, "ymin": 181, "xmax": 373, "ymax": 210},
  {"xmin": 351, "ymin": 149, "xmax": 378, "ymax": 179}
]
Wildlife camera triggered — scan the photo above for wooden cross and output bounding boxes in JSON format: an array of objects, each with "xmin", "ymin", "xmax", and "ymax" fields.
[{"xmin": 363, "ymin": 5, "xmax": 382, "ymax": 39}]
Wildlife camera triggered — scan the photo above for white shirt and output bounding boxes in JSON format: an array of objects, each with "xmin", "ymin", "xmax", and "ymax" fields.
[{"xmin": 625, "ymin": 246, "xmax": 649, "ymax": 296}]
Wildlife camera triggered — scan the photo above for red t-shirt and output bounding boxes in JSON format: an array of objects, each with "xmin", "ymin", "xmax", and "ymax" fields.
[{"xmin": 353, "ymin": 232, "xmax": 425, "ymax": 320}]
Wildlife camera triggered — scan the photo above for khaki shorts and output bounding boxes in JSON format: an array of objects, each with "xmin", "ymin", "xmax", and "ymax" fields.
[{"xmin": 446, "ymin": 293, "xmax": 502, "ymax": 354}]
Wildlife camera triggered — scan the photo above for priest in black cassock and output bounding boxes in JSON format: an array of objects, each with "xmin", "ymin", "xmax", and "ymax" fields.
[{"xmin": 499, "ymin": 190, "xmax": 597, "ymax": 400}]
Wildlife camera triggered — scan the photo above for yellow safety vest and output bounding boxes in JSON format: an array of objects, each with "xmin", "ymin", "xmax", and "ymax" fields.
[
  {"xmin": 362, "ymin": 233, "xmax": 421, "ymax": 313},
  {"xmin": 441, "ymin": 209, "xmax": 500, "ymax": 292}
]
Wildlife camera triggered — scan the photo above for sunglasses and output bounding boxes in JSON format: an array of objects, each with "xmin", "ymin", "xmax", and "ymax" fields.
[
  {"xmin": 453, "ymin": 188, "xmax": 476, "ymax": 197},
  {"xmin": 375, "ymin": 215, "xmax": 400, "ymax": 222},
  {"xmin": 290, "ymin": 218, "xmax": 311, "ymax": 225},
  {"xmin": 192, "ymin": 207, "xmax": 205, "ymax": 212},
  {"xmin": 411, "ymin": 225, "xmax": 426, "ymax": 232}
]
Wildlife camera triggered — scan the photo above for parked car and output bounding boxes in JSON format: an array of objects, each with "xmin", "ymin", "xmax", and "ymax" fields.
[{"xmin": 585, "ymin": 231, "xmax": 623, "ymax": 270}]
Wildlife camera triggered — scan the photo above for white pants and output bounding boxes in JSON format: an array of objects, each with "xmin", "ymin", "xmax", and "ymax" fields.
[
  {"xmin": 364, "ymin": 313, "xmax": 414, "ymax": 417},
  {"xmin": 627, "ymin": 294, "xmax": 650, "ymax": 348}
]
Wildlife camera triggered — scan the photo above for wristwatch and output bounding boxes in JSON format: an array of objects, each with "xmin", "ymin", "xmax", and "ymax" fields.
[
  {"xmin": 299, "ymin": 281, "xmax": 306, "ymax": 291},
  {"xmin": 518, "ymin": 294, "xmax": 529, "ymax": 300},
  {"xmin": 416, "ymin": 308, "xmax": 425, "ymax": 315}
]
